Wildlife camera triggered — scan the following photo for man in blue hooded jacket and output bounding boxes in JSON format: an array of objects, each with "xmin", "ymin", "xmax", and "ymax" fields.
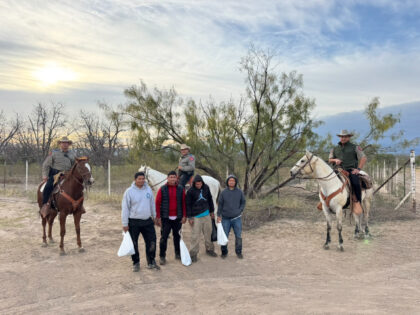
[{"xmin": 217, "ymin": 175, "xmax": 246, "ymax": 259}]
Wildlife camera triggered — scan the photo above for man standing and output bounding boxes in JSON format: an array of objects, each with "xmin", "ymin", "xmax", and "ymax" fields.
[
  {"xmin": 122, "ymin": 172, "xmax": 160, "ymax": 272},
  {"xmin": 155, "ymin": 171, "xmax": 187, "ymax": 265},
  {"xmin": 40, "ymin": 136, "xmax": 76, "ymax": 218},
  {"xmin": 186, "ymin": 175, "xmax": 217, "ymax": 262},
  {"xmin": 217, "ymin": 175, "xmax": 246, "ymax": 259},
  {"xmin": 178, "ymin": 144, "xmax": 195, "ymax": 188},
  {"xmin": 329, "ymin": 129, "xmax": 367, "ymax": 213}
]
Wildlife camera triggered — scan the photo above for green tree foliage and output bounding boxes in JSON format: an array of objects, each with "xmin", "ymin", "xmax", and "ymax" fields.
[{"xmin": 124, "ymin": 48, "xmax": 320, "ymax": 197}]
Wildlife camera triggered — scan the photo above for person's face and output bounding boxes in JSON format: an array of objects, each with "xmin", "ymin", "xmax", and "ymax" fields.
[
  {"xmin": 167, "ymin": 174, "xmax": 177, "ymax": 185},
  {"xmin": 135, "ymin": 175, "xmax": 145, "ymax": 188},
  {"xmin": 181, "ymin": 149, "xmax": 189, "ymax": 155},
  {"xmin": 60, "ymin": 142, "xmax": 70, "ymax": 151},
  {"xmin": 228, "ymin": 178, "xmax": 236, "ymax": 188},
  {"xmin": 195, "ymin": 181, "xmax": 203, "ymax": 189},
  {"xmin": 339, "ymin": 135, "xmax": 350, "ymax": 144}
]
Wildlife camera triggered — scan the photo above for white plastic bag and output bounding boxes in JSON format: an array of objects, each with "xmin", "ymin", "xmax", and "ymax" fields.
[
  {"xmin": 179, "ymin": 230, "xmax": 191, "ymax": 266},
  {"xmin": 217, "ymin": 222, "xmax": 228, "ymax": 246},
  {"xmin": 118, "ymin": 231, "xmax": 135, "ymax": 257}
]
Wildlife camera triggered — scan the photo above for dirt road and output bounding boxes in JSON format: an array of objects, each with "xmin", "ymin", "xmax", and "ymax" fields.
[{"xmin": 0, "ymin": 192, "xmax": 419, "ymax": 314}]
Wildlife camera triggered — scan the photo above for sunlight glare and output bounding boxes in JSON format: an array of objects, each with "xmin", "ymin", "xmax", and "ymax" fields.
[{"xmin": 34, "ymin": 62, "xmax": 77, "ymax": 86}]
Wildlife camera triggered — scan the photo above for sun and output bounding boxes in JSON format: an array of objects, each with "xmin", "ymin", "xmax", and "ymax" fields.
[{"xmin": 34, "ymin": 62, "xmax": 77, "ymax": 86}]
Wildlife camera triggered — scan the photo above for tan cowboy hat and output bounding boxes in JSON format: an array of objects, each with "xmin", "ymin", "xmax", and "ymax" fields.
[
  {"xmin": 58, "ymin": 136, "xmax": 73, "ymax": 144},
  {"xmin": 336, "ymin": 129, "xmax": 353, "ymax": 137},
  {"xmin": 180, "ymin": 144, "xmax": 190, "ymax": 150}
]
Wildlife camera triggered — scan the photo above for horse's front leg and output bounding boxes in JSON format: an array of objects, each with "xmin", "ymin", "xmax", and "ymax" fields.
[
  {"xmin": 74, "ymin": 211, "xmax": 84, "ymax": 252},
  {"xmin": 41, "ymin": 216, "xmax": 48, "ymax": 247},
  {"xmin": 336, "ymin": 207, "xmax": 344, "ymax": 251},
  {"xmin": 322, "ymin": 206, "xmax": 332, "ymax": 250},
  {"xmin": 48, "ymin": 212, "xmax": 57, "ymax": 243},
  {"xmin": 59, "ymin": 213, "xmax": 67, "ymax": 255}
]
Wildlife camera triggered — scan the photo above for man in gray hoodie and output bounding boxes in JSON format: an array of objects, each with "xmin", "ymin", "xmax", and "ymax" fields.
[
  {"xmin": 122, "ymin": 172, "xmax": 160, "ymax": 272},
  {"xmin": 217, "ymin": 175, "xmax": 246, "ymax": 259}
]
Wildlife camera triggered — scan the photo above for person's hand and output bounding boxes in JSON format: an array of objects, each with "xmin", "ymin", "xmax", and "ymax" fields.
[
  {"xmin": 352, "ymin": 168, "xmax": 360, "ymax": 175},
  {"xmin": 188, "ymin": 219, "xmax": 194, "ymax": 226},
  {"xmin": 123, "ymin": 226, "xmax": 129, "ymax": 233},
  {"xmin": 178, "ymin": 166, "xmax": 182, "ymax": 170},
  {"xmin": 181, "ymin": 217, "xmax": 187, "ymax": 224},
  {"xmin": 210, "ymin": 213, "xmax": 215, "ymax": 219},
  {"xmin": 334, "ymin": 159, "xmax": 342, "ymax": 165},
  {"xmin": 42, "ymin": 176, "xmax": 47, "ymax": 181},
  {"xmin": 155, "ymin": 218, "xmax": 161, "ymax": 227},
  {"xmin": 217, "ymin": 217, "xmax": 222, "ymax": 223}
]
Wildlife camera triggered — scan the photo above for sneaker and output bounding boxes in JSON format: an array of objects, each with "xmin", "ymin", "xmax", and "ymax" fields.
[
  {"xmin": 221, "ymin": 253, "xmax": 227, "ymax": 259},
  {"xmin": 191, "ymin": 255, "xmax": 198, "ymax": 263},
  {"xmin": 236, "ymin": 253, "xmax": 243, "ymax": 259},
  {"xmin": 147, "ymin": 261, "xmax": 161, "ymax": 270},
  {"xmin": 175, "ymin": 254, "xmax": 181, "ymax": 260},
  {"xmin": 206, "ymin": 250, "xmax": 217, "ymax": 257},
  {"xmin": 132, "ymin": 263, "xmax": 140, "ymax": 272},
  {"xmin": 159, "ymin": 257, "xmax": 166, "ymax": 265}
]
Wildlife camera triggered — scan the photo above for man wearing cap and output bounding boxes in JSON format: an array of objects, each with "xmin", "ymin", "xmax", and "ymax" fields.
[
  {"xmin": 178, "ymin": 144, "xmax": 195, "ymax": 188},
  {"xmin": 40, "ymin": 136, "xmax": 76, "ymax": 218},
  {"xmin": 329, "ymin": 130, "xmax": 367, "ymax": 213}
]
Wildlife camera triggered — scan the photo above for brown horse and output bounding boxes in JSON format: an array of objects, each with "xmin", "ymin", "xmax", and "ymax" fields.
[{"xmin": 37, "ymin": 157, "xmax": 94, "ymax": 255}]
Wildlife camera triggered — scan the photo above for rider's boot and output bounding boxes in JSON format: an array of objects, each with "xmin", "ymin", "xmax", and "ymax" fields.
[
  {"xmin": 40, "ymin": 203, "xmax": 51, "ymax": 218},
  {"xmin": 317, "ymin": 202, "xmax": 323, "ymax": 211}
]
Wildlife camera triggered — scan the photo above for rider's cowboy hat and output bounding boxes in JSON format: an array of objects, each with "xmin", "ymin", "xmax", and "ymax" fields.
[
  {"xmin": 336, "ymin": 129, "xmax": 353, "ymax": 137},
  {"xmin": 180, "ymin": 144, "xmax": 190, "ymax": 150},
  {"xmin": 58, "ymin": 136, "xmax": 73, "ymax": 144}
]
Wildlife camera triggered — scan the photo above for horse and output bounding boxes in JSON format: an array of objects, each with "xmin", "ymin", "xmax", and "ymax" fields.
[
  {"xmin": 138, "ymin": 165, "xmax": 221, "ymax": 214},
  {"xmin": 37, "ymin": 157, "xmax": 94, "ymax": 255},
  {"xmin": 290, "ymin": 151, "xmax": 373, "ymax": 251}
]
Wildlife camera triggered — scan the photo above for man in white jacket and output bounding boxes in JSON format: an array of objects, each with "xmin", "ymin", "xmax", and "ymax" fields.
[{"xmin": 122, "ymin": 172, "xmax": 160, "ymax": 272}]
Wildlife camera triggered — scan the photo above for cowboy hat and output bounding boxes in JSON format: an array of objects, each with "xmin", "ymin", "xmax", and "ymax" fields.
[
  {"xmin": 180, "ymin": 144, "xmax": 190, "ymax": 150},
  {"xmin": 58, "ymin": 136, "xmax": 73, "ymax": 144},
  {"xmin": 336, "ymin": 129, "xmax": 353, "ymax": 137}
]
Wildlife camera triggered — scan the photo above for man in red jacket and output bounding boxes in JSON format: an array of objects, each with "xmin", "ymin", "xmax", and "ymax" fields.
[{"xmin": 155, "ymin": 171, "xmax": 187, "ymax": 265}]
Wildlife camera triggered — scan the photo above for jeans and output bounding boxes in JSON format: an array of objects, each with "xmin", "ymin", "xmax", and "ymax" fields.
[
  {"xmin": 347, "ymin": 170, "xmax": 361, "ymax": 202},
  {"xmin": 159, "ymin": 218, "xmax": 182, "ymax": 258},
  {"xmin": 42, "ymin": 168, "xmax": 60, "ymax": 205},
  {"xmin": 221, "ymin": 216, "xmax": 242, "ymax": 255},
  {"xmin": 128, "ymin": 218, "xmax": 157, "ymax": 265}
]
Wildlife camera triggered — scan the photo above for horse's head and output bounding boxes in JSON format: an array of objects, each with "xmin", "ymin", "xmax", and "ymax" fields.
[
  {"xmin": 73, "ymin": 157, "xmax": 94, "ymax": 186},
  {"xmin": 290, "ymin": 150, "xmax": 317, "ymax": 178}
]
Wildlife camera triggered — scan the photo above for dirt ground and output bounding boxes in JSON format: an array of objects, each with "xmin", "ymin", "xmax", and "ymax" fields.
[{"xmin": 1, "ymin": 175, "xmax": 419, "ymax": 314}]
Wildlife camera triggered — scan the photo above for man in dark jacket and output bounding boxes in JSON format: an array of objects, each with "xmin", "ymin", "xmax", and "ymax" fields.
[
  {"xmin": 217, "ymin": 175, "xmax": 246, "ymax": 259},
  {"xmin": 186, "ymin": 175, "xmax": 217, "ymax": 262},
  {"xmin": 155, "ymin": 171, "xmax": 187, "ymax": 265}
]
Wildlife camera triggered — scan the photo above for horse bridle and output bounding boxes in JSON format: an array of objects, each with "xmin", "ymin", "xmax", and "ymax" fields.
[
  {"xmin": 70, "ymin": 161, "xmax": 92, "ymax": 187},
  {"xmin": 293, "ymin": 153, "xmax": 335, "ymax": 181}
]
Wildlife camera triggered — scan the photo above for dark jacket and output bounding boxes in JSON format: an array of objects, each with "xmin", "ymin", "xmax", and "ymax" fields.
[
  {"xmin": 218, "ymin": 175, "xmax": 246, "ymax": 219},
  {"xmin": 186, "ymin": 175, "xmax": 215, "ymax": 218},
  {"xmin": 158, "ymin": 184, "xmax": 185, "ymax": 219}
]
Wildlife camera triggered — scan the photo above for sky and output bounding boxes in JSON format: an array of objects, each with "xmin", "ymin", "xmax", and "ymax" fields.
[{"xmin": 1, "ymin": 0, "xmax": 420, "ymax": 117}]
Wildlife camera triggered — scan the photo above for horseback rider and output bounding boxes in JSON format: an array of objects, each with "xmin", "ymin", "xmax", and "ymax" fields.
[
  {"xmin": 178, "ymin": 144, "xmax": 195, "ymax": 188},
  {"xmin": 328, "ymin": 129, "xmax": 367, "ymax": 213},
  {"xmin": 40, "ymin": 136, "xmax": 76, "ymax": 218}
]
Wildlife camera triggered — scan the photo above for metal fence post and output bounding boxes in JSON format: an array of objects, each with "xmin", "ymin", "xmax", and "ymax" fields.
[
  {"xmin": 108, "ymin": 159, "xmax": 111, "ymax": 196},
  {"xmin": 410, "ymin": 150, "xmax": 416, "ymax": 212},
  {"xmin": 25, "ymin": 160, "xmax": 28, "ymax": 191}
]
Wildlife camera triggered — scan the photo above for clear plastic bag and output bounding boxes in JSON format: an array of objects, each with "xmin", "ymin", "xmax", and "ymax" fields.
[
  {"xmin": 217, "ymin": 222, "xmax": 228, "ymax": 246},
  {"xmin": 118, "ymin": 231, "xmax": 135, "ymax": 257}
]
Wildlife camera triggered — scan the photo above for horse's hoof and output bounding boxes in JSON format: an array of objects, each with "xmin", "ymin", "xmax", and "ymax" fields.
[
  {"xmin": 49, "ymin": 239, "xmax": 55, "ymax": 244},
  {"xmin": 41, "ymin": 242, "xmax": 48, "ymax": 247},
  {"xmin": 78, "ymin": 247, "xmax": 85, "ymax": 253},
  {"xmin": 323, "ymin": 244, "xmax": 330, "ymax": 250},
  {"xmin": 364, "ymin": 233, "xmax": 372, "ymax": 239},
  {"xmin": 337, "ymin": 245, "xmax": 344, "ymax": 251}
]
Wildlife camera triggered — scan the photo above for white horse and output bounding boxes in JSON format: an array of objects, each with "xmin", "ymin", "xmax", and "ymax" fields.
[
  {"xmin": 290, "ymin": 151, "xmax": 373, "ymax": 251},
  {"xmin": 138, "ymin": 165, "xmax": 221, "ymax": 214}
]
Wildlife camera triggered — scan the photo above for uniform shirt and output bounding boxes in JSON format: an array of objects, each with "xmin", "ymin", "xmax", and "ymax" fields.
[
  {"xmin": 42, "ymin": 149, "xmax": 76, "ymax": 177},
  {"xmin": 329, "ymin": 142, "xmax": 365, "ymax": 170},
  {"xmin": 178, "ymin": 153, "xmax": 195, "ymax": 172}
]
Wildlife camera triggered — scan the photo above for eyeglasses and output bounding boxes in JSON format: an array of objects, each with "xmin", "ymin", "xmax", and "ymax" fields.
[{"xmin": 339, "ymin": 136, "xmax": 350, "ymax": 138}]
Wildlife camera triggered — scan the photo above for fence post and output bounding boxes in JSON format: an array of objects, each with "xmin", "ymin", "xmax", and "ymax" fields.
[
  {"xmin": 410, "ymin": 150, "xmax": 416, "ymax": 212},
  {"xmin": 25, "ymin": 160, "xmax": 28, "ymax": 191},
  {"xmin": 3, "ymin": 160, "xmax": 5, "ymax": 189},
  {"xmin": 108, "ymin": 159, "xmax": 111, "ymax": 196}
]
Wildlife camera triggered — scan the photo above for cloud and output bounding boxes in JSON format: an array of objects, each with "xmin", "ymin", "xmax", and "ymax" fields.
[{"xmin": 0, "ymin": 0, "xmax": 420, "ymax": 116}]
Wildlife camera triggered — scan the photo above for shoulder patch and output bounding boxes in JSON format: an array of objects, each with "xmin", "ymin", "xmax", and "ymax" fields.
[
  {"xmin": 357, "ymin": 146, "xmax": 363, "ymax": 151},
  {"xmin": 189, "ymin": 156, "xmax": 194, "ymax": 161}
]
